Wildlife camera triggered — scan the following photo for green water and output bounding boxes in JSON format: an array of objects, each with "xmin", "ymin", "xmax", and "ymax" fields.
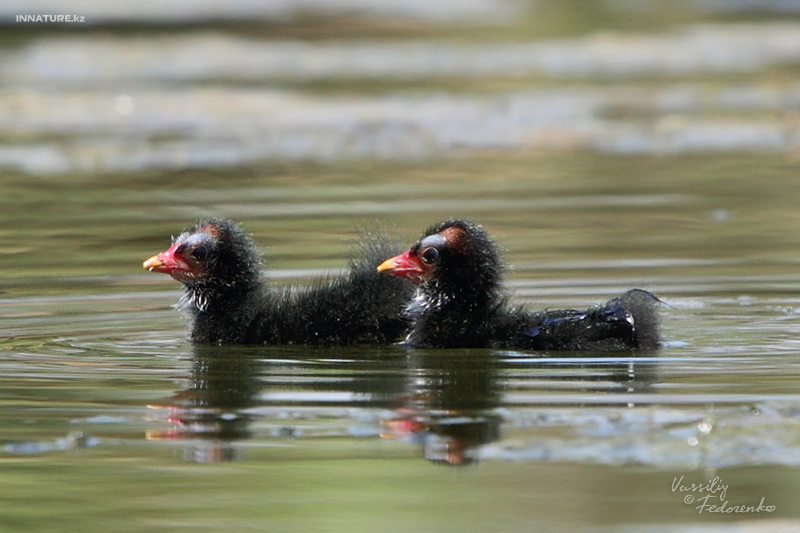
[{"xmin": 3, "ymin": 2, "xmax": 800, "ymax": 531}]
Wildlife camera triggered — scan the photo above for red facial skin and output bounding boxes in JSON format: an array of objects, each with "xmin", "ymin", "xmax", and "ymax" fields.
[
  {"xmin": 143, "ymin": 241, "xmax": 202, "ymax": 283},
  {"xmin": 144, "ymin": 225, "xmax": 220, "ymax": 283},
  {"xmin": 377, "ymin": 225, "xmax": 470, "ymax": 284},
  {"xmin": 376, "ymin": 249, "xmax": 430, "ymax": 284}
]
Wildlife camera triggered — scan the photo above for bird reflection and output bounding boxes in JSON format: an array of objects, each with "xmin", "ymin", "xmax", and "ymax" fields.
[
  {"xmin": 147, "ymin": 345, "xmax": 262, "ymax": 462},
  {"xmin": 381, "ymin": 350, "xmax": 503, "ymax": 466},
  {"xmin": 381, "ymin": 350, "xmax": 660, "ymax": 466},
  {"xmin": 147, "ymin": 344, "xmax": 409, "ymax": 463},
  {"xmin": 147, "ymin": 344, "xmax": 659, "ymax": 465}
]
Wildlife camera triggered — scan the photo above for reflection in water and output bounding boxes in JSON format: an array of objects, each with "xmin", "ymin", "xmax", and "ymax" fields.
[
  {"xmin": 143, "ymin": 340, "xmax": 800, "ymax": 470},
  {"xmin": 382, "ymin": 351, "xmax": 660, "ymax": 466},
  {"xmin": 152, "ymin": 345, "xmax": 506, "ymax": 465},
  {"xmin": 147, "ymin": 345, "xmax": 262, "ymax": 462},
  {"xmin": 382, "ymin": 351, "xmax": 502, "ymax": 466},
  {"xmin": 149, "ymin": 345, "xmax": 411, "ymax": 463},
  {"xmin": 149, "ymin": 342, "xmax": 661, "ymax": 466},
  {"xmin": 522, "ymin": 353, "xmax": 661, "ymax": 401}
]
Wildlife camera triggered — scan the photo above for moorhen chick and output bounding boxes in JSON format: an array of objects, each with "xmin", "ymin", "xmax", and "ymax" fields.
[
  {"xmin": 377, "ymin": 219, "xmax": 661, "ymax": 351},
  {"xmin": 143, "ymin": 218, "xmax": 413, "ymax": 345}
]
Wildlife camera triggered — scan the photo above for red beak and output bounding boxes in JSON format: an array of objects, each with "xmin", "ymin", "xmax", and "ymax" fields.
[
  {"xmin": 143, "ymin": 241, "xmax": 187, "ymax": 277},
  {"xmin": 376, "ymin": 249, "xmax": 427, "ymax": 284}
]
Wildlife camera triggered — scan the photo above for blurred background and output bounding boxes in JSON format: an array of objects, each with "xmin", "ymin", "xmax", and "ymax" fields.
[
  {"xmin": 3, "ymin": 0, "xmax": 800, "ymax": 280},
  {"xmin": 2, "ymin": 1, "xmax": 800, "ymax": 531}
]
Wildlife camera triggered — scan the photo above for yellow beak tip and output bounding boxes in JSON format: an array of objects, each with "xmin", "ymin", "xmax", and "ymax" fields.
[
  {"xmin": 376, "ymin": 258, "xmax": 396, "ymax": 273},
  {"xmin": 142, "ymin": 256, "xmax": 162, "ymax": 271}
]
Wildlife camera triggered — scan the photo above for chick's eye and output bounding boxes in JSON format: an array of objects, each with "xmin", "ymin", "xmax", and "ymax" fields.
[
  {"xmin": 420, "ymin": 247, "xmax": 439, "ymax": 264},
  {"xmin": 191, "ymin": 245, "xmax": 208, "ymax": 261}
]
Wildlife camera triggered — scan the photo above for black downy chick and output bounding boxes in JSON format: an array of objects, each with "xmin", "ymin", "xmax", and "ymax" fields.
[
  {"xmin": 144, "ymin": 218, "xmax": 413, "ymax": 345},
  {"xmin": 377, "ymin": 219, "xmax": 661, "ymax": 351}
]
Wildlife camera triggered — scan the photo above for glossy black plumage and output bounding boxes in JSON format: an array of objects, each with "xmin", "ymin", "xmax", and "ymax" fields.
[
  {"xmin": 379, "ymin": 219, "xmax": 661, "ymax": 351},
  {"xmin": 145, "ymin": 218, "xmax": 413, "ymax": 345}
]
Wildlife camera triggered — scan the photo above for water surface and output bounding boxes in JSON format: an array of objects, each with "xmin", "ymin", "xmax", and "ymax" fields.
[{"xmin": 2, "ymin": 1, "xmax": 800, "ymax": 531}]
